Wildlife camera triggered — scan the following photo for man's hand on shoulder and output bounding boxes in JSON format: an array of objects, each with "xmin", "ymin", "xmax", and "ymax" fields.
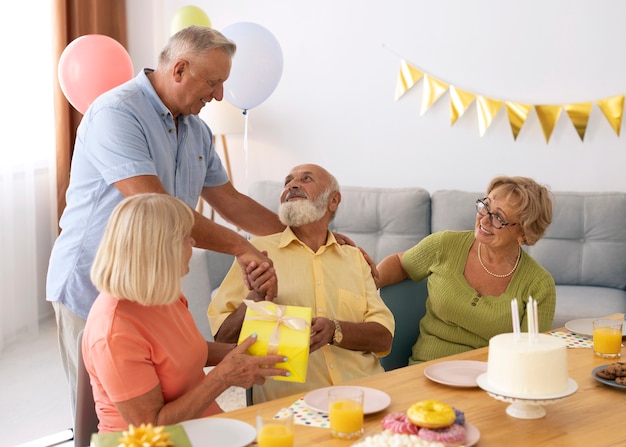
[{"xmin": 359, "ymin": 247, "xmax": 380, "ymax": 288}]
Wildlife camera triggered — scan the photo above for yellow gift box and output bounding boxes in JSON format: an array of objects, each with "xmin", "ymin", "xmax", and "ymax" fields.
[{"xmin": 237, "ymin": 299, "xmax": 311, "ymax": 383}]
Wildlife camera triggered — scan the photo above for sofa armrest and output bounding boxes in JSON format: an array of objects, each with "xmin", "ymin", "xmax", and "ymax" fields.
[{"xmin": 379, "ymin": 279, "xmax": 428, "ymax": 371}]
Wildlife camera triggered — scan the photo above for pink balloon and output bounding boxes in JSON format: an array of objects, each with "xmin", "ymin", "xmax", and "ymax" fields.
[{"xmin": 58, "ymin": 34, "xmax": 134, "ymax": 114}]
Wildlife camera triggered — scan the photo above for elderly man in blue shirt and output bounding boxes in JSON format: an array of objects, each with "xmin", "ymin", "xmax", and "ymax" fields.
[{"xmin": 46, "ymin": 26, "xmax": 285, "ymax": 411}]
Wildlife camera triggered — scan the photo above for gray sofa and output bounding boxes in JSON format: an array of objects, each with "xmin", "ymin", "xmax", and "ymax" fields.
[{"xmin": 183, "ymin": 181, "xmax": 626, "ymax": 345}]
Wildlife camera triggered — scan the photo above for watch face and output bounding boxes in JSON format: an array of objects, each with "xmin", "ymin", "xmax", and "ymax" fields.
[
  {"xmin": 334, "ymin": 331, "xmax": 343, "ymax": 343},
  {"xmin": 333, "ymin": 320, "xmax": 343, "ymax": 344}
]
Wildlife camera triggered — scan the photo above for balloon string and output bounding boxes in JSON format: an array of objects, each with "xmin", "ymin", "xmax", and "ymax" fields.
[{"xmin": 243, "ymin": 109, "xmax": 249, "ymax": 194}]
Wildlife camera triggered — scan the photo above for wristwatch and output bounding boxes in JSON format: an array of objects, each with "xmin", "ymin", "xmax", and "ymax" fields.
[{"xmin": 331, "ymin": 319, "xmax": 343, "ymax": 345}]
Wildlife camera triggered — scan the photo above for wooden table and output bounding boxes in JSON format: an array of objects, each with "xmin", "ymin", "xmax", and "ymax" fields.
[{"xmin": 215, "ymin": 319, "xmax": 626, "ymax": 446}]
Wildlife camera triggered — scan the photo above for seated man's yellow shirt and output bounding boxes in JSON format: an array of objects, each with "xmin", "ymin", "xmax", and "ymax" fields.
[{"xmin": 208, "ymin": 227, "xmax": 395, "ymax": 402}]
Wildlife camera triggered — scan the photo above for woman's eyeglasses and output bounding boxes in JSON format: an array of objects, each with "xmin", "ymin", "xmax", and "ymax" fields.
[{"xmin": 475, "ymin": 198, "xmax": 517, "ymax": 229}]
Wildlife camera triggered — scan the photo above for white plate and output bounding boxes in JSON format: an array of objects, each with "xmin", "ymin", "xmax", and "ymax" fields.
[
  {"xmin": 304, "ymin": 386, "xmax": 391, "ymax": 414},
  {"xmin": 565, "ymin": 318, "xmax": 626, "ymax": 337},
  {"xmin": 180, "ymin": 417, "xmax": 256, "ymax": 447},
  {"xmin": 423, "ymin": 360, "xmax": 488, "ymax": 388},
  {"xmin": 464, "ymin": 422, "xmax": 481, "ymax": 447}
]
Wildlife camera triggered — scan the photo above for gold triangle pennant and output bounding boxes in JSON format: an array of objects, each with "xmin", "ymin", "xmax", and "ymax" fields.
[
  {"xmin": 421, "ymin": 74, "xmax": 449, "ymax": 116},
  {"xmin": 449, "ymin": 86, "xmax": 476, "ymax": 126},
  {"xmin": 564, "ymin": 102, "xmax": 593, "ymax": 141},
  {"xmin": 476, "ymin": 96, "xmax": 503, "ymax": 137},
  {"xmin": 597, "ymin": 95, "xmax": 624, "ymax": 137},
  {"xmin": 395, "ymin": 60, "xmax": 424, "ymax": 100},
  {"xmin": 505, "ymin": 102, "xmax": 532, "ymax": 141},
  {"xmin": 535, "ymin": 105, "xmax": 562, "ymax": 143}
]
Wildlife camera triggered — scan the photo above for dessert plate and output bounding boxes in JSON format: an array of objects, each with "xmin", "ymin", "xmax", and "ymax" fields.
[
  {"xmin": 565, "ymin": 318, "xmax": 626, "ymax": 337},
  {"xmin": 592, "ymin": 365, "xmax": 626, "ymax": 390},
  {"xmin": 180, "ymin": 417, "xmax": 256, "ymax": 447},
  {"xmin": 356, "ymin": 423, "xmax": 480, "ymax": 447},
  {"xmin": 464, "ymin": 422, "xmax": 481, "ymax": 447},
  {"xmin": 303, "ymin": 386, "xmax": 391, "ymax": 414},
  {"xmin": 424, "ymin": 360, "xmax": 488, "ymax": 387}
]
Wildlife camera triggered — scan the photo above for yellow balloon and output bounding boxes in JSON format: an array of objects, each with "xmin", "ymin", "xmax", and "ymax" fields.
[{"xmin": 170, "ymin": 5, "xmax": 211, "ymax": 35}]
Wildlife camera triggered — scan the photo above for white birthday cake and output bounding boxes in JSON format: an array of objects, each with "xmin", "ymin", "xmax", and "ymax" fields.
[{"xmin": 486, "ymin": 333, "xmax": 569, "ymax": 396}]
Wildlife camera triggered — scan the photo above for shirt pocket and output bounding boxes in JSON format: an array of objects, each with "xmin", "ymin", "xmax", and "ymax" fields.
[{"xmin": 337, "ymin": 288, "xmax": 366, "ymax": 321}]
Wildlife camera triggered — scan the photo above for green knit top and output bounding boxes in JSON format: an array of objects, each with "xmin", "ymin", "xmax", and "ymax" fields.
[{"xmin": 401, "ymin": 230, "xmax": 556, "ymax": 364}]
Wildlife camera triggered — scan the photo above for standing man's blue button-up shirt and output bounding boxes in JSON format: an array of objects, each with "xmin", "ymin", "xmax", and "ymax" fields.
[{"xmin": 47, "ymin": 69, "xmax": 229, "ymax": 319}]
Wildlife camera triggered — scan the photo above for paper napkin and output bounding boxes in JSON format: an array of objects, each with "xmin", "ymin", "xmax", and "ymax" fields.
[{"xmin": 550, "ymin": 330, "xmax": 593, "ymax": 348}]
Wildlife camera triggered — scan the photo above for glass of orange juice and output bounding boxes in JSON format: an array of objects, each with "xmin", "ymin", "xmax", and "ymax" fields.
[
  {"xmin": 593, "ymin": 319, "xmax": 623, "ymax": 359},
  {"xmin": 328, "ymin": 387, "xmax": 364, "ymax": 440},
  {"xmin": 256, "ymin": 408, "xmax": 294, "ymax": 447}
]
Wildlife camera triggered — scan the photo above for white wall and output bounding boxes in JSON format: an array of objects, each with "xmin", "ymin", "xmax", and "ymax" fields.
[{"xmin": 127, "ymin": 0, "xmax": 626, "ymax": 194}]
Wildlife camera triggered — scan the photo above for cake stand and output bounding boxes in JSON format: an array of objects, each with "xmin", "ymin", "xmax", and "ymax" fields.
[{"xmin": 476, "ymin": 374, "xmax": 578, "ymax": 419}]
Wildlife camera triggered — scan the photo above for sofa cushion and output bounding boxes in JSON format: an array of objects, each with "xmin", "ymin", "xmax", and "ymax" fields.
[
  {"xmin": 527, "ymin": 192, "xmax": 626, "ymax": 290},
  {"xmin": 553, "ymin": 285, "xmax": 626, "ymax": 329},
  {"xmin": 249, "ymin": 181, "xmax": 431, "ymax": 263},
  {"xmin": 431, "ymin": 190, "xmax": 479, "ymax": 232}
]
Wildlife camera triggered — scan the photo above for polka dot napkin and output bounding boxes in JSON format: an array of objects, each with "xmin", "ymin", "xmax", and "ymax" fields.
[
  {"xmin": 550, "ymin": 330, "xmax": 593, "ymax": 348},
  {"xmin": 277, "ymin": 398, "xmax": 330, "ymax": 428}
]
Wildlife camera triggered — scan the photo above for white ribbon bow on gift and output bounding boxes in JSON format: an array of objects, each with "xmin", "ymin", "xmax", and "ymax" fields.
[{"xmin": 243, "ymin": 299, "xmax": 310, "ymax": 355}]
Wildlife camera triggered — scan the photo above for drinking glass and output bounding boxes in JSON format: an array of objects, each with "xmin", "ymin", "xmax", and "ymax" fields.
[
  {"xmin": 256, "ymin": 408, "xmax": 294, "ymax": 447},
  {"xmin": 593, "ymin": 319, "xmax": 623, "ymax": 359},
  {"xmin": 328, "ymin": 387, "xmax": 364, "ymax": 440}
]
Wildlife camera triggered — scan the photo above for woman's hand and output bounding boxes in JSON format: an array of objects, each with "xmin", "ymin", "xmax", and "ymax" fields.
[{"xmin": 213, "ymin": 334, "xmax": 289, "ymax": 389}]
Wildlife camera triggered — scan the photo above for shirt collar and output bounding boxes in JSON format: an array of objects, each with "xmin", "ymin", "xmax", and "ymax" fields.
[
  {"xmin": 278, "ymin": 226, "xmax": 340, "ymax": 252},
  {"xmin": 137, "ymin": 69, "xmax": 189, "ymax": 125}
]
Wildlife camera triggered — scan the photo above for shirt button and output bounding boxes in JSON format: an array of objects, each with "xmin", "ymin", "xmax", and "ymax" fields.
[
  {"xmin": 329, "ymin": 364, "xmax": 334, "ymax": 369},
  {"xmin": 317, "ymin": 307, "xmax": 323, "ymax": 313},
  {"xmin": 168, "ymin": 128, "xmax": 174, "ymax": 133}
]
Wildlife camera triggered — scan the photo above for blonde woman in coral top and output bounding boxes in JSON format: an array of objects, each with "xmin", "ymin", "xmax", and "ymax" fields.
[{"xmin": 82, "ymin": 194, "xmax": 288, "ymax": 433}]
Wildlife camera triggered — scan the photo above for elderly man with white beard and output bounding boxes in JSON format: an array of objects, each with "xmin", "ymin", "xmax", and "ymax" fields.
[{"xmin": 208, "ymin": 163, "xmax": 395, "ymax": 403}]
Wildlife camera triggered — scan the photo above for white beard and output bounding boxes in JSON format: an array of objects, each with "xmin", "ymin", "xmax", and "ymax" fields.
[{"xmin": 278, "ymin": 190, "xmax": 330, "ymax": 227}]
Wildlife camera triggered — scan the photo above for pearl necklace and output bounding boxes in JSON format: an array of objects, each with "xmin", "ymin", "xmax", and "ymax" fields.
[{"xmin": 477, "ymin": 242, "xmax": 521, "ymax": 278}]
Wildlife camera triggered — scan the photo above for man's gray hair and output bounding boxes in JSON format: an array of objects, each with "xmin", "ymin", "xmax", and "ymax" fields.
[{"xmin": 159, "ymin": 25, "xmax": 236, "ymax": 68}]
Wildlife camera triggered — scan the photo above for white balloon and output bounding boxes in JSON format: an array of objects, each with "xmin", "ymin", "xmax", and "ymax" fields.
[{"xmin": 222, "ymin": 22, "xmax": 283, "ymax": 110}]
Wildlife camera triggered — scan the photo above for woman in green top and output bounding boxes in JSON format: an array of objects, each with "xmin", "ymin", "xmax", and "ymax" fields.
[{"xmin": 377, "ymin": 176, "xmax": 555, "ymax": 363}]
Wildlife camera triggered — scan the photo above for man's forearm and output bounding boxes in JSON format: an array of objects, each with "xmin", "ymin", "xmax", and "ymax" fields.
[
  {"xmin": 214, "ymin": 303, "xmax": 248, "ymax": 343},
  {"xmin": 337, "ymin": 321, "xmax": 393, "ymax": 353}
]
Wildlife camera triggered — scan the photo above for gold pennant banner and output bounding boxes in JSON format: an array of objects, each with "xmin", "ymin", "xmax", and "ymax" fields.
[
  {"xmin": 505, "ymin": 102, "xmax": 532, "ymax": 141},
  {"xmin": 476, "ymin": 97, "xmax": 503, "ymax": 137},
  {"xmin": 597, "ymin": 95, "xmax": 624, "ymax": 136},
  {"xmin": 449, "ymin": 86, "xmax": 475, "ymax": 126},
  {"xmin": 395, "ymin": 60, "xmax": 424, "ymax": 101},
  {"xmin": 395, "ymin": 59, "xmax": 624, "ymax": 142},
  {"xmin": 421, "ymin": 74, "xmax": 448, "ymax": 116},
  {"xmin": 564, "ymin": 103, "xmax": 593, "ymax": 141}
]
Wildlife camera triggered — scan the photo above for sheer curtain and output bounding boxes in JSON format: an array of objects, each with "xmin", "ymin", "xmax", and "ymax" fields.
[{"xmin": 0, "ymin": 2, "xmax": 57, "ymax": 350}]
